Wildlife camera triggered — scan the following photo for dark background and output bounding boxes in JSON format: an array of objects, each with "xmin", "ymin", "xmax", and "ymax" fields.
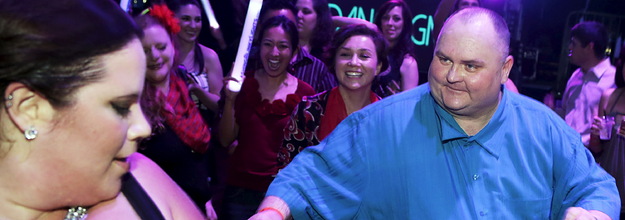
[{"xmin": 201, "ymin": 0, "xmax": 625, "ymax": 101}]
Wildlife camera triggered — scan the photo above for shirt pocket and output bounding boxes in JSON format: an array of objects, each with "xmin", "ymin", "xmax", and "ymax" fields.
[{"xmin": 499, "ymin": 197, "xmax": 552, "ymax": 219}]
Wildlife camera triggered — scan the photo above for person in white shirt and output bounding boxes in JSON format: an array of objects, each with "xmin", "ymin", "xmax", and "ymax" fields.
[{"xmin": 561, "ymin": 21, "xmax": 615, "ymax": 151}]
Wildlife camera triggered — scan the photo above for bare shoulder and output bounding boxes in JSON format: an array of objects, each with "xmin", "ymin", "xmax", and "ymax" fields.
[
  {"xmin": 128, "ymin": 153, "xmax": 205, "ymax": 219},
  {"xmin": 604, "ymin": 87, "xmax": 620, "ymax": 105},
  {"xmin": 400, "ymin": 54, "xmax": 418, "ymax": 75},
  {"xmin": 402, "ymin": 54, "xmax": 417, "ymax": 65},
  {"xmin": 199, "ymin": 44, "xmax": 219, "ymax": 61}
]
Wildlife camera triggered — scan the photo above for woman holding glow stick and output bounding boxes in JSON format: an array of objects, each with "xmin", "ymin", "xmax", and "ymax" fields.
[{"xmin": 219, "ymin": 15, "xmax": 315, "ymax": 219}]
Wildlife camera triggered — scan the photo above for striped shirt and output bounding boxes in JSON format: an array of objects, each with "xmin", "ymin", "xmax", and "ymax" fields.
[{"xmin": 291, "ymin": 49, "xmax": 337, "ymax": 93}]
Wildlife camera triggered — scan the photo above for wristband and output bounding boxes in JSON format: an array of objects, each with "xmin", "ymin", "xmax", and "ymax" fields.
[{"xmin": 259, "ymin": 207, "xmax": 284, "ymax": 220}]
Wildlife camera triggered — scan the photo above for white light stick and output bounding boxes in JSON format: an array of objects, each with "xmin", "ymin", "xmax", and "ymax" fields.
[
  {"xmin": 228, "ymin": 0, "xmax": 263, "ymax": 92},
  {"xmin": 200, "ymin": 0, "xmax": 220, "ymax": 29},
  {"xmin": 120, "ymin": 0, "xmax": 130, "ymax": 12}
]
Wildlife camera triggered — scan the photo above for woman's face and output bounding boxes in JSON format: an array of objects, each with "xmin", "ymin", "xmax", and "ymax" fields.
[
  {"xmin": 176, "ymin": 4, "xmax": 202, "ymax": 43},
  {"xmin": 25, "ymin": 39, "xmax": 151, "ymax": 206},
  {"xmin": 458, "ymin": 0, "xmax": 480, "ymax": 10},
  {"xmin": 141, "ymin": 25, "xmax": 175, "ymax": 84},
  {"xmin": 260, "ymin": 26, "xmax": 294, "ymax": 77},
  {"xmin": 295, "ymin": 0, "xmax": 318, "ymax": 39},
  {"xmin": 335, "ymin": 35, "xmax": 381, "ymax": 92},
  {"xmin": 380, "ymin": 6, "xmax": 404, "ymax": 43}
]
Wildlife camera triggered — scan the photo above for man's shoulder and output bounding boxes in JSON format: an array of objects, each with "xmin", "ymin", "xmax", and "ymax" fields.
[
  {"xmin": 505, "ymin": 90, "xmax": 559, "ymax": 115},
  {"xmin": 351, "ymin": 84, "xmax": 431, "ymax": 120},
  {"xmin": 504, "ymin": 91, "xmax": 576, "ymax": 132}
]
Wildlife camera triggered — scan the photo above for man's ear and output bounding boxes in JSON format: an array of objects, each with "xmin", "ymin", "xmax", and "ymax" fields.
[
  {"xmin": 500, "ymin": 55, "xmax": 514, "ymax": 84},
  {"xmin": 586, "ymin": 42, "xmax": 595, "ymax": 51},
  {"xmin": 4, "ymin": 83, "xmax": 56, "ymax": 134}
]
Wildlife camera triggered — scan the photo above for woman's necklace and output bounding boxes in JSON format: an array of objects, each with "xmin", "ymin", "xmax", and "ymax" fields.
[{"xmin": 64, "ymin": 206, "xmax": 87, "ymax": 220}]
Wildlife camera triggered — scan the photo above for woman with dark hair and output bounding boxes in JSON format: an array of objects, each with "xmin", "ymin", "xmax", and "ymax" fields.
[
  {"xmin": 134, "ymin": 3, "xmax": 216, "ymax": 218},
  {"xmin": 279, "ymin": 24, "xmax": 388, "ymax": 168},
  {"xmin": 166, "ymin": 0, "xmax": 224, "ymax": 119},
  {"xmin": 219, "ymin": 15, "xmax": 315, "ymax": 219},
  {"xmin": 333, "ymin": 0, "xmax": 419, "ymax": 98},
  {"xmin": 0, "ymin": 0, "xmax": 202, "ymax": 218},
  {"xmin": 590, "ymin": 45, "xmax": 625, "ymax": 216},
  {"xmin": 433, "ymin": 0, "xmax": 481, "ymax": 41},
  {"xmin": 294, "ymin": 0, "xmax": 334, "ymax": 61},
  {"xmin": 371, "ymin": 0, "xmax": 419, "ymax": 98}
]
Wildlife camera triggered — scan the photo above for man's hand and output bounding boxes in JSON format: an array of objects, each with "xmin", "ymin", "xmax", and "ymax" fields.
[{"xmin": 563, "ymin": 207, "xmax": 611, "ymax": 220}]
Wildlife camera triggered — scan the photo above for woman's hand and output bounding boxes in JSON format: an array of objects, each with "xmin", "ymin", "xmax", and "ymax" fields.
[
  {"xmin": 205, "ymin": 199, "xmax": 218, "ymax": 220},
  {"xmin": 223, "ymin": 76, "xmax": 243, "ymax": 102},
  {"xmin": 618, "ymin": 119, "xmax": 625, "ymax": 137},
  {"xmin": 591, "ymin": 116, "xmax": 603, "ymax": 136}
]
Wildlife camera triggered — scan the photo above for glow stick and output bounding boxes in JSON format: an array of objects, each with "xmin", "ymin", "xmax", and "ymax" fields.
[
  {"xmin": 200, "ymin": 0, "xmax": 220, "ymax": 29},
  {"xmin": 120, "ymin": 0, "xmax": 130, "ymax": 12},
  {"xmin": 228, "ymin": 0, "xmax": 263, "ymax": 92}
]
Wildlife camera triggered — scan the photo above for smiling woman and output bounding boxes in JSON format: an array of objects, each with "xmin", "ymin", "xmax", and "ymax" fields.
[
  {"xmin": 133, "ymin": 3, "xmax": 215, "ymax": 218},
  {"xmin": 279, "ymin": 24, "xmax": 388, "ymax": 169},
  {"xmin": 218, "ymin": 15, "xmax": 315, "ymax": 219},
  {"xmin": 0, "ymin": 0, "xmax": 202, "ymax": 219}
]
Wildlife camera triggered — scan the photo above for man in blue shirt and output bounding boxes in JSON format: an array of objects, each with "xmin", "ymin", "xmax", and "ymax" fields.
[{"xmin": 250, "ymin": 8, "xmax": 620, "ymax": 220}]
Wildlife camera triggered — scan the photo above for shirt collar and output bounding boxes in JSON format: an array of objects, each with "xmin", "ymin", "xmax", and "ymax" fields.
[
  {"xmin": 589, "ymin": 58, "xmax": 612, "ymax": 78},
  {"xmin": 292, "ymin": 49, "xmax": 313, "ymax": 66},
  {"xmin": 433, "ymin": 86, "xmax": 508, "ymax": 158}
]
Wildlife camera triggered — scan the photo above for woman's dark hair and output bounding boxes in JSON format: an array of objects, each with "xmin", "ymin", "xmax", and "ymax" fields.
[
  {"xmin": 0, "ymin": 0, "xmax": 142, "ymax": 108},
  {"xmin": 259, "ymin": 0, "xmax": 298, "ymax": 23},
  {"xmin": 374, "ymin": 0, "xmax": 417, "ymax": 70},
  {"xmin": 165, "ymin": 0, "xmax": 201, "ymax": 13},
  {"xmin": 305, "ymin": 0, "xmax": 334, "ymax": 60},
  {"xmin": 254, "ymin": 15, "xmax": 300, "ymax": 62},
  {"xmin": 615, "ymin": 44, "xmax": 625, "ymax": 88},
  {"xmin": 454, "ymin": 0, "xmax": 481, "ymax": 12},
  {"xmin": 328, "ymin": 24, "xmax": 389, "ymax": 75}
]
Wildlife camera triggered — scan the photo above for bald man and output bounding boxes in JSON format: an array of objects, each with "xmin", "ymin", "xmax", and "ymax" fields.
[{"xmin": 250, "ymin": 8, "xmax": 619, "ymax": 219}]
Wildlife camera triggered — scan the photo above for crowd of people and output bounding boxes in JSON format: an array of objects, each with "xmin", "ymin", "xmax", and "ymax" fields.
[{"xmin": 0, "ymin": 0, "xmax": 622, "ymax": 219}]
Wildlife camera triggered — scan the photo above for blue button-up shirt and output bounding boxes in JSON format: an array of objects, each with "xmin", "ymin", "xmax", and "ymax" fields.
[{"xmin": 268, "ymin": 84, "xmax": 620, "ymax": 219}]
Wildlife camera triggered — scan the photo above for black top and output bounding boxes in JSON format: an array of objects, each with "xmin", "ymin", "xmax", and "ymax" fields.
[
  {"xmin": 140, "ymin": 124, "xmax": 213, "ymax": 212},
  {"xmin": 121, "ymin": 173, "xmax": 166, "ymax": 220}
]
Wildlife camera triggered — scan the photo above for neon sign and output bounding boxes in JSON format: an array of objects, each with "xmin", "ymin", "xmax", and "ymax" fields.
[{"xmin": 329, "ymin": 3, "xmax": 434, "ymax": 46}]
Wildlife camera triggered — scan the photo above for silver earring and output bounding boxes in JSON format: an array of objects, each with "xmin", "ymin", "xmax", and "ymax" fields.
[
  {"xmin": 24, "ymin": 126, "xmax": 38, "ymax": 140},
  {"xmin": 5, "ymin": 94, "xmax": 12, "ymax": 108}
]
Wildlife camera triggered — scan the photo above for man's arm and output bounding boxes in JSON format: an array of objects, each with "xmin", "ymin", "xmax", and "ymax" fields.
[
  {"xmin": 563, "ymin": 207, "xmax": 612, "ymax": 220},
  {"xmin": 550, "ymin": 120, "xmax": 620, "ymax": 219},
  {"xmin": 249, "ymin": 196, "xmax": 292, "ymax": 220}
]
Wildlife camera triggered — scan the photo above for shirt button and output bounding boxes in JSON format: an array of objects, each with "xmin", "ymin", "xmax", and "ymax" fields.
[
  {"xmin": 473, "ymin": 174, "xmax": 480, "ymax": 180},
  {"xmin": 480, "ymin": 211, "xmax": 486, "ymax": 216}
]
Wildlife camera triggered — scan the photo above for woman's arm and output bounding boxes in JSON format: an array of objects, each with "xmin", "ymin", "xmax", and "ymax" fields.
[
  {"xmin": 332, "ymin": 16, "xmax": 378, "ymax": 31},
  {"xmin": 187, "ymin": 45, "xmax": 223, "ymax": 112},
  {"xmin": 400, "ymin": 54, "xmax": 419, "ymax": 91},
  {"xmin": 589, "ymin": 88, "xmax": 616, "ymax": 153},
  {"xmin": 218, "ymin": 77, "xmax": 240, "ymax": 148}
]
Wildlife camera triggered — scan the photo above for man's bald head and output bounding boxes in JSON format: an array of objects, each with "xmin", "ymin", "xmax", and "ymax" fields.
[{"xmin": 440, "ymin": 8, "xmax": 510, "ymax": 60}]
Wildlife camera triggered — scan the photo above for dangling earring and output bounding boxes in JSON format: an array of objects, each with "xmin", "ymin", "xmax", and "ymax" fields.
[
  {"xmin": 5, "ymin": 94, "xmax": 13, "ymax": 108},
  {"xmin": 24, "ymin": 126, "xmax": 38, "ymax": 140}
]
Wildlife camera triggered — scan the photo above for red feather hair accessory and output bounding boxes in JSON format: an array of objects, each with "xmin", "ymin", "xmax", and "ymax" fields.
[{"xmin": 149, "ymin": 4, "xmax": 180, "ymax": 34}]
